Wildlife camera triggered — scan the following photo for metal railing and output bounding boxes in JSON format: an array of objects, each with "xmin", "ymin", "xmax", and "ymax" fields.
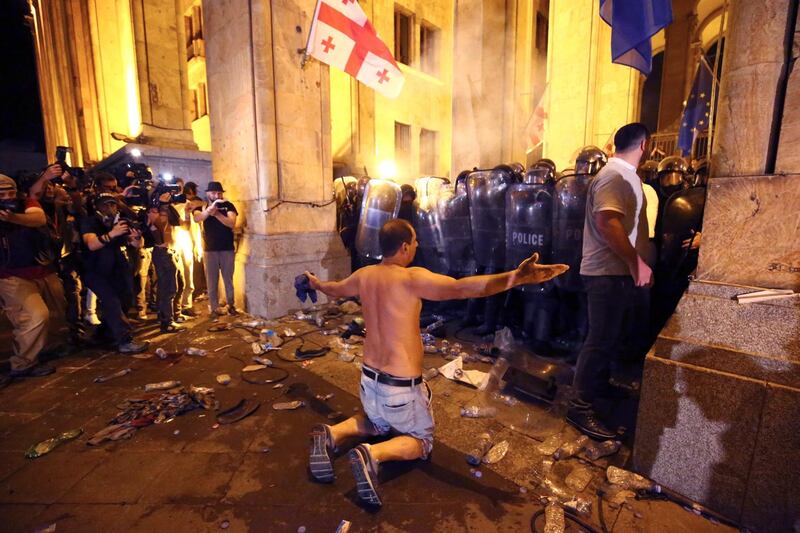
[{"xmin": 647, "ymin": 131, "xmax": 710, "ymax": 162}]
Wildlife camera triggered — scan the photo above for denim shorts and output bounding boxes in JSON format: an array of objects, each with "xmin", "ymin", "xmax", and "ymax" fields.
[{"xmin": 359, "ymin": 366, "xmax": 435, "ymax": 459}]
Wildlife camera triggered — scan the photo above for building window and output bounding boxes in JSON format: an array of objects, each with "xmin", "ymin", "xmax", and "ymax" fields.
[
  {"xmin": 395, "ymin": 121, "xmax": 411, "ymax": 173},
  {"xmin": 420, "ymin": 22, "xmax": 440, "ymax": 76},
  {"xmin": 535, "ymin": 12, "xmax": 548, "ymax": 55},
  {"xmin": 394, "ymin": 9, "xmax": 412, "ymax": 66},
  {"xmin": 419, "ymin": 128, "xmax": 437, "ymax": 175},
  {"xmin": 192, "ymin": 83, "xmax": 208, "ymax": 121},
  {"xmin": 185, "ymin": 4, "xmax": 205, "ymax": 61},
  {"xmin": 190, "ymin": 89, "xmax": 198, "ymax": 121}
]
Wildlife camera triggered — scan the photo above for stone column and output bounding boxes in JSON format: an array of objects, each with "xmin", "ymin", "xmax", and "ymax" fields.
[
  {"xmin": 204, "ymin": 0, "xmax": 348, "ymax": 318},
  {"xmin": 634, "ymin": 1, "xmax": 800, "ymax": 530},
  {"xmin": 130, "ymin": 0, "xmax": 197, "ymax": 149}
]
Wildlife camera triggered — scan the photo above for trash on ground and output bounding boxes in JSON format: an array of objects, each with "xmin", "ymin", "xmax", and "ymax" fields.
[
  {"xmin": 544, "ymin": 501, "xmax": 565, "ymax": 533},
  {"xmin": 482, "ymin": 440, "xmax": 509, "ymax": 464},
  {"xmin": 216, "ymin": 398, "xmax": 261, "ymax": 424},
  {"xmin": 565, "ymin": 465, "xmax": 594, "ymax": 492},
  {"xmin": 283, "ymin": 328, "xmax": 296, "ymax": 337},
  {"xmin": 473, "ymin": 470, "xmax": 483, "ymax": 478},
  {"xmin": 440, "ymin": 356, "xmax": 488, "ymax": 388},
  {"xmin": 536, "ymin": 434, "xmax": 563, "ymax": 456},
  {"xmin": 252, "ymin": 356, "xmax": 274, "ymax": 366},
  {"xmin": 26, "ymin": 428, "xmax": 83, "ymax": 458},
  {"xmin": 173, "ymin": 429, "xmax": 180, "ymax": 435},
  {"xmin": 466, "ymin": 431, "xmax": 495, "ymax": 466},
  {"xmin": 460, "ymin": 405, "xmax": 497, "ymax": 418},
  {"xmin": 273, "ymin": 400, "xmax": 305, "ymax": 410},
  {"xmin": 584, "ymin": 439, "xmax": 621, "ymax": 461},
  {"xmin": 259, "ymin": 329, "xmax": 283, "ymax": 348},
  {"xmin": 327, "ymin": 411, "xmax": 343, "ymax": 420},
  {"xmin": 273, "ymin": 383, "xmax": 284, "ymax": 389},
  {"xmin": 214, "ymin": 344, "xmax": 232, "ymax": 353},
  {"xmin": 479, "ymin": 356, "xmax": 510, "ymax": 392},
  {"xmin": 335, "ymin": 519, "xmax": 352, "ymax": 533},
  {"xmin": 87, "ymin": 386, "xmax": 217, "ymax": 445},
  {"xmin": 315, "ymin": 393, "xmax": 334, "ymax": 401},
  {"xmin": 242, "ymin": 319, "xmax": 266, "ymax": 328},
  {"xmin": 603, "ymin": 485, "xmax": 637, "ymax": 506},
  {"xmin": 32, "ymin": 523, "xmax": 57, "ymax": 533},
  {"xmin": 185, "ymin": 347, "xmax": 208, "ymax": 356},
  {"xmin": 220, "ymin": 519, "xmax": 230, "ymax": 529},
  {"xmin": 242, "ymin": 364, "xmax": 267, "ymax": 373},
  {"xmin": 301, "ymin": 360, "xmax": 314, "ymax": 368},
  {"xmin": 490, "ymin": 391, "xmax": 519, "ymax": 407},
  {"xmin": 132, "ymin": 353, "xmax": 154, "ymax": 360},
  {"xmin": 216, "ymin": 374, "xmax": 232, "ymax": 385},
  {"xmin": 339, "ymin": 300, "xmax": 361, "ymax": 314},
  {"xmin": 155, "ymin": 348, "xmax": 168, "ymax": 359},
  {"xmin": 606, "ymin": 466, "xmax": 661, "ymax": 492},
  {"xmin": 93, "ymin": 368, "xmax": 132, "ymax": 383},
  {"xmin": 144, "ymin": 380, "xmax": 181, "ymax": 392},
  {"xmin": 493, "ymin": 327, "xmax": 515, "ymax": 353},
  {"xmin": 553, "ymin": 435, "xmax": 589, "ymax": 460},
  {"xmin": 297, "ymin": 526, "xmax": 307, "ymax": 533},
  {"xmin": 540, "ymin": 476, "xmax": 591, "ymax": 514},
  {"xmin": 422, "ymin": 367, "xmax": 439, "ymax": 380}
]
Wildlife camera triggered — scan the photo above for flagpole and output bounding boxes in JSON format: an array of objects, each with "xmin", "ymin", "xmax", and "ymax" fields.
[
  {"xmin": 300, "ymin": 0, "xmax": 323, "ymax": 68},
  {"xmin": 707, "ymin": 1, "xmax": 728, "ymax": 161}
]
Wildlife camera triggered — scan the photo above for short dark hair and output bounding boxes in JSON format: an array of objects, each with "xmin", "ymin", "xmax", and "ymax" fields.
[
  {"xmin": 614, "ymin": 123, "xmax": 650, "ymax": 153},
  {"xmin": 184, "ymin": 181, "xmax": 197, "ymax": 195},
  {"xmin": 379, "ymin": 219, "xmax": 414, "ymax": 257},
  {"xmin": 92, "ymin": 171, "xmax": 117, "ymax": 184}
]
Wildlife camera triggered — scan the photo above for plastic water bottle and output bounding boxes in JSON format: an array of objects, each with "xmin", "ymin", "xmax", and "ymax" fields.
[
  {"xmin": 422, "ymin": 367, "xmax": 439, "ymax": 380},
  {"xmin": 585, "ymin": 440, "xmax": 621, "ymax": 461},
  {"xmin": 553, "ymin": 435, "xmax": 589, "ymax": 460},
  {"xmin": 185, "ymin": 347, "xmax": 208, "ymax": 356},
  {"xmin": 544, "ymin": 502, "xmax": 565, "ymax": 533},
  {"xmin": 155, "ymin": 347, "xmax": 168, "ymax": 359},
  {"xmin": 606, "ymin": 466, "xmax": 661, "ymax": 492},
  {"xmin": 259, "ymin": 329, "xmax": 283, "ymax": 348},
  {"xmin": 460, "ymin": 406, "xmax": 498, "ymax": 418}
]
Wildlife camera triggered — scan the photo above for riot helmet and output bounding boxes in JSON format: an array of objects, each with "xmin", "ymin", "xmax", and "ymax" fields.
[
  {"xmin": 575, "ymin": 146, "xmax": 607, "ymax": 176},
  {"xmin": 689, "ymin": 158, "xmax": 709, "ymax": 187},
  {"xmin": 657, "ymin": 156, "xmax": 689, "ymax": 196}
]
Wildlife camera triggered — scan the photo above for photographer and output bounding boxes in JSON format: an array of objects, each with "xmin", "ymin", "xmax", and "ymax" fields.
[
  {"xmin": 193, "ymin": 181, "xmax": 238, "ymax": 319},
  {"xmin": 0, "ymin": 174, "xmax": 66, "ymax": 384},
  {"xmin": 147, "ymin": 189, "xmax": 186, "ymax": 333},
  {"xmin": 80, "ymin": 193, "xmax": 148, "ymax": 354}
]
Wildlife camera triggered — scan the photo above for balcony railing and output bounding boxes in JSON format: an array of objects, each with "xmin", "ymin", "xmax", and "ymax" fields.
[{"xmin": 647, "ymin": 131, "xmax": 710, "ymax": 162}]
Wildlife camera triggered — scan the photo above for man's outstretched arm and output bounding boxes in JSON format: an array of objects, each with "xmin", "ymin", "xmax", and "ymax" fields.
[
  {"xmin": 408, "ymin": 253, "xmax": 568, "ymax": 301},
  {"xmin": 305, "ymin": 269, "xmax": 360, "ymax": 298}
]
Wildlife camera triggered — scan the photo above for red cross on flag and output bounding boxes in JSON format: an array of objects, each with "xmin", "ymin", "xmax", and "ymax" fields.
[
  {"xmin": 524, "ymin": 84, "xmax": 549, "ymax": 150},
  {"xmin": 307, "ymin": 0, "xmax": 405, "ymax": 99}
]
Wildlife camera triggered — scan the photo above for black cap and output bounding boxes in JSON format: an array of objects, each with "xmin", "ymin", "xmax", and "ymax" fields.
[
  {"xmin": 95, "ymin": 193, "xmax": 118, "ymax": 206},
  {"xmin": 206, "ymin": 181, "xmax": 225, "ymax": 193}
]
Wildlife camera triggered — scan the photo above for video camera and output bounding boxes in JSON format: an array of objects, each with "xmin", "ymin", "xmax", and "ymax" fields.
[
  {"xmin": 54, "ymin": 146, "xmax": 86, "ymax": 187},
  {"xmin": 123, "ymin": 162, "xmax": 154, "ymax": 207},
  {"xmin": 119, "ymin": 206, "xmax": 148, "ymax": 232},
  {"xmin": 151, "ymin": 176, "xmax": 186, "ymax": 208}
]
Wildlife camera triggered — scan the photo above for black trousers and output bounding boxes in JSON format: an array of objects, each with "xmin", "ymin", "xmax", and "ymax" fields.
[
  {"xmin": 83, "ymin": 263, "xmax": 134, "ymax": 345},
  {"xmin": 58, "ymin": 253, "xmax": 83, "ymax": 329},
  {"xmin": 152, "ymin": 247, "xmax": 178, "ymax": 324},
  {"xmin": 572, "ymin": 275, "xmax": 635, "ymax": 403}
]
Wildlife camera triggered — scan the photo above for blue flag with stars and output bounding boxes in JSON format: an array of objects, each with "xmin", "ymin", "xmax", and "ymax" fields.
[
  {"xmin": 599, "ymin": 0, "xmax": 673, "ymax": 75},
  {"xmin": 678, "ymin": 57, "xmax": 715, "ymax": 157}
]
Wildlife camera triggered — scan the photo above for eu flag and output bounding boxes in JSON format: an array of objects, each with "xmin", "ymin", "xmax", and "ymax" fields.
[
  {"xmin": 678, "ymin": 58, "xmax": 715, "ymax": 157},
  {"xmin": 599, "ymin": 0, "xmax": 673, "ymax": 75}
]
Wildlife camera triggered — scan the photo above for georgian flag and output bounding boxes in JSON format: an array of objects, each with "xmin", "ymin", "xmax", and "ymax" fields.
[{"xmin": 307, "ymin": 0, "xmax": 405, "ymax": 99}]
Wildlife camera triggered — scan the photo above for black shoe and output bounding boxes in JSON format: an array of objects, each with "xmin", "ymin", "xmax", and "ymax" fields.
[
  {"xmin": 9, "ymin": 364, "xmax": 56, "ymax": 378},
  {"xmin": 228, "ymin": 306, "xmax": 240, "ymax": 316},
  {"xmin": 181, "ymin": 308, "xmax": 198, "ymax": 317},
  {"xmin": 118, "ymin": 341, "xmax": 149, "ymax": 354},
  {"xmin": 566, "ymin": 407, "xmax": 617, "ymax": 440},
  {"xmin": 348, "ymin": 444, "xmax": 382, "ymax": 506},
  {"xmin": 309, "ymin": 424, "xmax": 335, "ymax": 483},
  {"xmin": 209, "ymin": 311, "xmax": 221, "ymax": 322},
  {"xmin": 160, "ymin": 322, "xmax": 186, "ymax": 333},
  {"xmin": 174, "ymin": 315, "xmax": 187, "ymax": 323},
  {"xmin": 0, "ymin": 374, "xmax": 10, "ymax": 389}
]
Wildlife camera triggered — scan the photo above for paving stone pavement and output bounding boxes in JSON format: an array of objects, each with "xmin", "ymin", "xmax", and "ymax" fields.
[{"xmin": 0, "ymin": 307, "xmax": 736, "ymax": 532}]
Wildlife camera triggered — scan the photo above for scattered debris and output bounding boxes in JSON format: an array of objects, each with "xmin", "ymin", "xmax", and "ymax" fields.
[
  {"xmin": 212, "ymin": 423, "xmax": 220, "ymax": 429},
  {"xmin": 440, "ymin": 356, "xmax": 488, "ymax": 388},
  {"xmin": 93, "ymin": 368, "xmax": 132, "ymax": 383},
  {"xmin": 173, "ymin": 430, "xmax": 180, "ymax": 435},
  {"xmin": 216, "ymin": 398, "xmax": 261, "ymax": 425},
  {"xmin": 283, "ymin": 328, "xmax": 296, "ymax": 337},
  {"xmin": 216, "ymin": 374, "xmax": 232, "ymax": 385},
  {"xmin": 252, "ymin": 356, "xmax": 274, "ymax": 366},
  {"xmin": 544, "ymin": 501, "xmax": 565, "ymax": 533},
  {"xmin": 553, "ymin": 435, "xmax": 589, "ymax": 460},
  {"xmin": 460, "ymin": 406, "xmax": 497, "ymax": 418},
  {"xmin": 482, "ymin": 440, "xmax": 509, "ymax": 464},
  {"xmin": 26, "ymin": 428, "xmax": 83, "ymax": 458},
  {"xmin": 565, "ymin": 465, "xmax": 594, "ymax": 492},
  {"xmin": 335, "ymin": 520, "xmax": 352, "ymax": 533},
  {"xmin": 214, "ymin": 344, "xmax": 232, "ymax": 353},
  {"xmin": 32, "ymin": 523, "xmax": 57, "ymax": 533},
  {"xmin": 144, "ymin": 380, "xmax": 181, "ymax": 392},
  {"xmin": 466, "ymin": 431, "xmax": 495, "ymax": 466},
  {"xmin": 297, "ymin": 526, "xmax": 307, "ymax": 533},
  {"xmin": 185, "ymin": 347, "xmax": 208, "ymax": 356},
  {"xmin": 132, "ymin": 353, "xmax": 154, "ymax": 360},
  {"xmin": 490, "ymin": 391, "xmax": 519, "ymax": 407},
  {"xmin": 606, "ymin": 466, "xmax": 661, "ymax": 492},
  {"xmin": 584, "ymin": 439, "xmax": 621, "ymax": 461},
  {"xmin": 339, "ymin": 300, "xmax": 360, "ymax": 314},
  {"xmin": 422, "ymin": 367, "xmax": 439, "ymax": 380},
  {"xmin": 536, "ymin": 434, "xmax": 563, "ymax": 456},
  {"xmin": 273, "ymin": 383, "xmax": 284, "ymax": 389},
  {"xmin": 273, "ymin": 400, "xmax": 305, "ymax": 411},
  {"xmin": 155, "ymin": 348, "xmax": 168, "ymax": 359},
  {"xmin": 219, "ymin": 520, "xmax": 230, "ymax": 529},
  {"xmin": 315, "ymin": 393, "xmax": 335, "ymax": 401},
  {"xmin": 242, "ymin": 364, "xmax": 267, "ymax": 373},
  {"xmin": 301, "ymin": 360, "xmax": 314, "ymax": 369},
  {"xmin": 539, "ymin": 477, "xmax": 592, "ymax": 515}
]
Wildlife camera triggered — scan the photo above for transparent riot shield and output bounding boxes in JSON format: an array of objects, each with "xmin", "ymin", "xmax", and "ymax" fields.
[
  {"xmin": 552, "ymin": 173, "xmax": 592, "ymax": 291},
  {"xmin": 434, "ymin": 179, "xmax": 475, "ymax": 275},
  {"xmin": 467, "ymin": 169, "xmax": 515, "ymax": 270},
  {"xmin": 658, "ymin": 186, "xmax": 706, "ymax": 280},
  {"xmin": 354, "ymin": 179, "xmax": 401, "ymax": 260},
  {"xmin": 505, "ymin": 179, "xmax": 553, "ymax": 292},
  {"xmin": 412, "ymin": 177, "xmax": 449, "ymax": 273}
]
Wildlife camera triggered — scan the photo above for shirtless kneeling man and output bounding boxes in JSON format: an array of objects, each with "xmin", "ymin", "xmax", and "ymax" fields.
[{"xmin": 305, "ymin": 219, "xmax": 568, "ymax": 506}]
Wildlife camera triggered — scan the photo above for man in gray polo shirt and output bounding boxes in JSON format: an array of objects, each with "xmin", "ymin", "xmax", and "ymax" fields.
[{"xmin": 567, "ymin": 123, "xmax": 653, "ymax": 440}]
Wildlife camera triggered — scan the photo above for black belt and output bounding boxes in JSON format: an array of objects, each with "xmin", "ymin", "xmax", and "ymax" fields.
[{"xmin": 362, "ymin": 366, "xmax": 422, "ymax": 387}]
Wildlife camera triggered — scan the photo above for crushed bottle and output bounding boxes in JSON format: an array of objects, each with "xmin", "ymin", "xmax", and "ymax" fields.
[
  {"xmin": 466, "ymin": 431, "xmax": 495, "ymax": 466},
  {"xmin": 606, "ymin": 466, "xmax": 661, "ymax": 492},
  {"xmin": 479, "ymin": 356, "xmax": 510, "ymax": 392},
  {"xmin": 155, "ymin": 347, "xmax": 168, "ymax": 359},
  {"xmin": 25, "ymin": 428, "xmax": 83, "ymax": 458},
  {"xmin": 144, "ymin": 380, "xmax": 181, "ymax": 391},
  {"xmin": 422, "ymin": 367, "xmax": 439, "ymax": 380},
  {"xmin": 482, "ymin": 440, "xmax": 510, "ymax": 464},
  {"xmin": 537, "ymin": 434, "xmax": 563, "ymax": 456},
  {"xmin": 490, "ymin": 391, "xmax": 519, "ymax": 407},
  {"xmin": 185, "ymin": 347, "xmax": 208, "ymax": 356},
  {"xmin": 565, "ymin": 465, "xmax": 594, "ymax": 492},
  {"xmin": 584, "ymin": 439, "xmax": 621, "ymax": 461},
  {"xmin": 242, "ymin": 319, "xmax": 266, "ymax": 328},
  {"xmin": 260, "ymin": 329, "xmax": 283, "ymax": 348},
  {"xmin": 283, "ymin": 328, "xmax": 296, "ymax": 337},
  {"xmin": 553, "ymin": 435, "xmax": 589, "ymax": 460},
  {"xmin": 252, "ymin": 356, "xmax": 274, "ymax": 367},
  {"xmin": 273, "ymin": 400, "xmax": 305, "ymax": 410},
  {"xmin": 543, "ymin": 502, "xmax": 565, "ymax": 533},
  {"xmin": 460, "ymin": 406, "xmax": 498, "ymax": 418},
  {"xmin": 93, "ymin": 368, "xmax": 132, "ymax": 383}
]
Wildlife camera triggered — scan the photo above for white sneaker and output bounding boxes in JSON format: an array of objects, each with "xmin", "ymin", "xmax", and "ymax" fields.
[{"xmin": 84, "ymin": 313, "xmax": 101, "ymax": 326}]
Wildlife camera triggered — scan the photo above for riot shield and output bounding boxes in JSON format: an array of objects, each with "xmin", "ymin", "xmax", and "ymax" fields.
[
  {"xmin": 505, "ymin": 177, "xmax": 553, "ymax": 293},
  {"xmin": 334, "ymin": 176, "xmax": 358, "ymax": 250},
  {"xmin": 354, "ymin": 179, "xmax": 401, "ymax": 260},
  {"xmin": 552, "ymin": 173, "xmax": 592, "ymax": 291},
  {"xmin": 412, "ymin": 177, "xmax": 449, "ymax": 273},
  {"xmin": 467, "ymin": 169, "xmax": 515, "ymax": 270},
  {"xmin": 434, "ymin": 179, "xmax": 474, "ymax": 275},
  {"xmin": 657, "ymin": 186, "xmax": 706, "ymax": 280}
]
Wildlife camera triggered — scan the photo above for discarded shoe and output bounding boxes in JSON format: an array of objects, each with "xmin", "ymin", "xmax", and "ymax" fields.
[
  {"xmin": 216, "ymin": 398, "xmax": 261, "ymax": 424},
  {"xmin": 309, "ymin": 424, "xmax": 335, "ymax": 482},
  {"xmin": 349, "ymin": 444, "xmax": 382, "ymax": 506}
]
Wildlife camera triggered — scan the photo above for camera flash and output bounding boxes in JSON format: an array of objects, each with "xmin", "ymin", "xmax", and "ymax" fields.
[{"xmin": 130, "ymin": 148, "xmax": 142, "ymax": 158}]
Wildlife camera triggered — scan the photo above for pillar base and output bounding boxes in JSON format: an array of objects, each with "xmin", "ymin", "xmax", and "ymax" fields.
[{"xmin": 137, "ymin": 124, "xmax": 198, "ymax": 151}]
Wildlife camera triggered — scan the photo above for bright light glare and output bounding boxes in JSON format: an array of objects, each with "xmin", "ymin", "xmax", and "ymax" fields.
[
  {"xmin": 130, "ymin": 148, "xmax": 142, "ymax": 157},
  {"xmin": 377, "ymin": 160, "xmax": 398, "ymax": 181},
  {"xmin": 163, "ymin": 172, "xmax": 173, "ymax": 181}
]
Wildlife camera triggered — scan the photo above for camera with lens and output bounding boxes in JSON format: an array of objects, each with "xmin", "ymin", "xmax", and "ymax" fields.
[
  {"xmin": 151, "ymin": 179, "xmax": 186, "ymax": 207},
  {"xmin": 123, "ymin": 162, "xmax": 154, "ymax": 207},
  {"xmin": 0, "ymin": 197, "xmax": 22, "ymax": 233},
  {"xmin": 119, "ymin": 206, "xmax": 148, "ymax": 232}
]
